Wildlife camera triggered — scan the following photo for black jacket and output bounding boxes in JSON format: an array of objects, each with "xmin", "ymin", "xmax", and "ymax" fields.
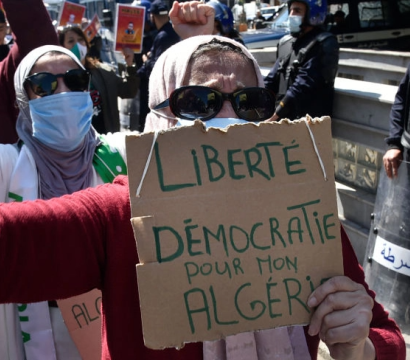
[
  {"xmin": 386, "ymin": 63, "xmax": 410, "ymax": 150},
  {"xmin": 137, "ymin": 22, "xmax": 180, "ymax": 81},
  {"xmin": 264, "ymin": 27, "xmax": 339, "ymax": 120}
]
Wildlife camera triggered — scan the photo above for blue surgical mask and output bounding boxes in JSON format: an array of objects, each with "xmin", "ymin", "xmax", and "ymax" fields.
[
  {"xmin": 29, "ymin": 92, "xmax": 93, "ymax": 152},
  {"xmin": 177, "ymin": 118, "xmax": 253, "ymax": 129},
  {"xmin": 288, "ymin": 15, "xmax": 303, "ymax": 34}
]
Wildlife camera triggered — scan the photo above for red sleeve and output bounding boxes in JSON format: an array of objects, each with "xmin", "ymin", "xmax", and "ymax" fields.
[
  {"xmin": 0, "ymin": 176, "xmax": 204, "ymax": 360},
  {"xmin": 0, "ymin": 0, "xmax": 58, "ymax": 144},
  {"xmin": 0, "ymin": 176, "xmax": 132, "ymax": 303},
  {"xmin": 341, "ymin": 226, "xmax": 406, "ymax": 360}
]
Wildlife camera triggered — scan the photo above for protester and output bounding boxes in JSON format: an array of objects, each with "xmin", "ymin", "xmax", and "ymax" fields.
[
  {"xmin": 264, "ymin": 0, "xmax": 339, "ymax": 121},
  {"xmin": 147, "ymin": 3, "xmax": 405, "ymax": 359},
  {"xmin": 58, "ymin": 26, "xmax": 139, "ymax": 134},
  {"xmin": 137, "ymin": 0, "xmax": 180, "ymax": 130},
  {"xmin": 0, "ymin": 45, "xmax": 130, "ymax": 360},
  {"xmin": 383, "ymin": 63, "xmax": 410, "ymax": 178},
  {"xmin": 0, "ymin": 3, "xmax": 405, "ymax": 360},
  {"xmin": 0, "ymin": 0, "xmax": 58, "ymax": 145}
]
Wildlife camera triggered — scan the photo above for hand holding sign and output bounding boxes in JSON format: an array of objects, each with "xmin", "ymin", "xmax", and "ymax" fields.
[
  {"xmin": 308, "ymin": 276, "xmax": 375, "ymax": 360},
  {"xmin": 122, "ymin": 47, "xmax": 135, "ymax": 66}
]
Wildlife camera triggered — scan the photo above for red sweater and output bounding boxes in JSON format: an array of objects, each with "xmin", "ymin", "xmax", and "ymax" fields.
[
  {"xmin": 0, "ymin": 0, "xmax": 58, "ymax": 144},
  {"xmin": 0, "ymin": 176, "xmax": 405, "ymax": 360}
]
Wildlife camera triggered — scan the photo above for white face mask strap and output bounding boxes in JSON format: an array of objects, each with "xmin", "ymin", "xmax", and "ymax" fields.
[
  {"xmin": 136, "ymin": 130, "xmax": 159, "ymax": 197},
  {"xmin": 150, "ymin": 108, "xmax": 177, "ymax": 121},
  {"xmin": 303, "ymin": 119, "xmax": 327, "ymax": 181}
]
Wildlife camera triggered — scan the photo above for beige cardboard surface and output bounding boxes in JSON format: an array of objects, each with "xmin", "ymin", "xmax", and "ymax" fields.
[
  {"xmin": 126, "ymin": 118, "xmax": 343, "ymax": 349},
  {"xmin": 57, "ymin": 289, "xmax": 102, "ymax": 360}
]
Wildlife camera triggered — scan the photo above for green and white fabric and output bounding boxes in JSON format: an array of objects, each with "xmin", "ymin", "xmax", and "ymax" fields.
[{"xmin": 0, "ymin": 133, "xmax": 128, "ymax": 360}]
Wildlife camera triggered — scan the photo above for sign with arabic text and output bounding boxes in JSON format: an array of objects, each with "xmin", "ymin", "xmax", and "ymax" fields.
[{"xmin": 373, "ymin": 236, "xmax": 410, "ymax": 276}]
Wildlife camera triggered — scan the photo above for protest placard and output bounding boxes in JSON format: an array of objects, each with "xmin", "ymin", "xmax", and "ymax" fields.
[
  {"xmin": 57, "ymin": 289, "xmax": 102, "ymax": 360},
  {"xmin": 126, "ymin": 118, "xmax": 343, "ymax": 349},
  {"xmin": 114, "ymin": 4, "xmax": 145, "ymax": 52},
  {"xmin": 83, "ymin": 14, "xmax": 101, "ymax": 42},
  {"xmin": 58, "ymin": 1, "xmax": 86, "ymax": 27}
]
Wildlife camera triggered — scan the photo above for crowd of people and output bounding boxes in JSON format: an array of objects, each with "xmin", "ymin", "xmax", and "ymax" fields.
[{"xmin": 0, "ymin": 0, "xmax": 407, "ymax": 359}]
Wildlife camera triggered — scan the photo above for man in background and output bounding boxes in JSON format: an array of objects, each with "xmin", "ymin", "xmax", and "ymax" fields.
[
  {"xmin": 137, "ymin": 0, "xmax": 180, "ymax": 131},
  {"xmin": 264, "ymin": 0, "xmax": 339, "ymax": 121}
]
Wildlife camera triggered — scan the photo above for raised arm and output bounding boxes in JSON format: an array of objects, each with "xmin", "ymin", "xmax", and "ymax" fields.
[
  {"xmin": 0, "ymin": 0, "xmax": 58, "ymax": 144},
  {"xmin": 170, "ymin": 1, "xmax": 214, "ymax": 39},
  {"xmin": 0, "ymin": 176, "xmax": 135, "ymax": 304}
]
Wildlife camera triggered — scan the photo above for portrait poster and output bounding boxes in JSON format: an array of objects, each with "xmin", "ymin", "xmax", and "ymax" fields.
[
  {"xmin": 58, "ymin": 1, "xmax": 86, "ymax": 27},
  {"xmin": 83, "ymin": 14, "xmax": 102, "ymax": 42},
  {"xmin": 126, "ymin": 117, "xmax": 344, "ymax": 349},
  {"xmin": 114, "ymin": 4, "xmax": 145, "ymax": 52}
]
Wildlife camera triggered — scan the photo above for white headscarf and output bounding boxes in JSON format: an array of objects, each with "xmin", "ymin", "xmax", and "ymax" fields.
[
  {"xmin": 14, "ymin": 45, "xmax": 99, "ymax": 200},
  {"xmin": 144, "ymin": 35, "xmax": 265, "ymax": 132},
  {"xmin": 143, "ymin": 35, "xmax": 311, "ymax": 360}
]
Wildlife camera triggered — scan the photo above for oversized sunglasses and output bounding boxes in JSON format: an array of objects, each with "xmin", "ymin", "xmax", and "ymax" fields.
[
  {"xmin": 24, "ymin": 68, "xmax": 90, "ymax": 97},
  {"xmin": 153, "ymin": 86, "xmax": 276, "ymax": 122}
]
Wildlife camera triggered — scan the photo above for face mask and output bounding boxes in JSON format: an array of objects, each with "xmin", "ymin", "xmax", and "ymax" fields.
[
  {"xmin": 70, "ymin": 42, "xmax": 87, "ymax": 62},
  {"xmin": 29, "ymin": 92, "xmax": 93, "ymax": 152},
  {"xmin": 177, "ymin": 118, "xmax": 254, "ymax": 129},
  {"xmin": 288, "ymin": 15, "xmax": 303, "ymax": 34}
]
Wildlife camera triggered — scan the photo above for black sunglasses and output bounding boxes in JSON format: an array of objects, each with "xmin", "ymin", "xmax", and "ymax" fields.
[
  {"xmin": 153, "ymin": 85, "xmax": 276, "ymax": 122},
  {"xmin": 24, "ymin": 68, "xmax": 90, "ymax": 97}
]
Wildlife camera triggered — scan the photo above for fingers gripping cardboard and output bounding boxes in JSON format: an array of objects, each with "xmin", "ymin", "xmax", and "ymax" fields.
[{"xmin": 126, "ymin": 118, "xmax": 343, "ymax": 349}]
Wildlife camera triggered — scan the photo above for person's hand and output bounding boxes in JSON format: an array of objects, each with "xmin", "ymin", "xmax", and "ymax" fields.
[
  {"xmin": 383, "ymin": 148, "xmax": 402, "ymax": 178},
  {"xmin": 122, "ymin": 47, "xmax": 135, "ymax": 66},
  {"xmin": 169, "ymin": 1, "xmax": 215, "ymax": 39},
  {"xmin": 307, "ymin": 276, "xmax": 376, "ymax": 360}
]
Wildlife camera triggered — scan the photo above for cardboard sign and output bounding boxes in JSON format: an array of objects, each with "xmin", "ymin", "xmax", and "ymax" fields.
[
  {"xmin": 114, "ymin": 4, "xmax": 145, "ymax": 52},
  {"xmin": 58, "ymin": 1, "xmax": 86, "ymax": 27},
  {"xmin": 57, "ymin": 289, "xmax": 102, "ymax": 360},
  {"xmin": 83, "ymin": 14, "xmax": 101, "ymax": 42},
  {"xmin": 126, "ymin": 118, "xmax": 344, "ymax": 349}
]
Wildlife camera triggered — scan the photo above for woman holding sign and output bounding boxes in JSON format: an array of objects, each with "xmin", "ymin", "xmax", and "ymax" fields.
[{"xmin": 0, "ymin": 2, "xmax": 405, "ymax": 360}]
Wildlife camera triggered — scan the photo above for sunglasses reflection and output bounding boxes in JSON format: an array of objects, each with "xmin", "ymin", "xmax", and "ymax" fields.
[
  {"xmin": 24, "ymin": 69, "xmax": 90, "ymax": 97},
  {"xmin": 171, "ymin": 86, "xmax": 274, "ymax": 122}
]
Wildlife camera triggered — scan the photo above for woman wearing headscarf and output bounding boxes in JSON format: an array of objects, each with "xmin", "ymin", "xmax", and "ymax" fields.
[
  {"xmin": 146, "ymin": 2, "xmax": 405, "ymax": 359},
  {"xmin": 0, "ymin": 45, "xmax": 130, "ymax": 359},
  {"xmin": 0, "ymin": 3, "xmax": 405, "ymax": 360},
  {"xmin": 58, "ymin": 26, "xmax": 139, "ymax": 134}
]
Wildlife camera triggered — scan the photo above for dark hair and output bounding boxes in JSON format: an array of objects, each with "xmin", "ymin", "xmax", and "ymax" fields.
[
  {"xmin": 334, "ymin": 10, "xmax": 345, "ymax": 18},
  {"xmin": 0, "ymin": 9, "xmax": 6, "ymax": 24},
  {"xmin": 190, "ymin": 38, "xmax": 249, "ymax": 62},
  {"xmin": 58, "ymin": 26, "xmax": 99, "ymax": 69}
]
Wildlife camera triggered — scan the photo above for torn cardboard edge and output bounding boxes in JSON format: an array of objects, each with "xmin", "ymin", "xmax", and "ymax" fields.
[{"xmin": 126, "ymin": 116, "xmax": 343, "ymax": 349}]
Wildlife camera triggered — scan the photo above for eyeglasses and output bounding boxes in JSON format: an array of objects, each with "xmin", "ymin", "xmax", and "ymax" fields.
[
  {"xmin": 153, "ymin": 85, "xmax": 276, "ymax": 122},
  {"xmin": 24, "ymin": 68, "xmax": 90, "ymax": 97}
]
